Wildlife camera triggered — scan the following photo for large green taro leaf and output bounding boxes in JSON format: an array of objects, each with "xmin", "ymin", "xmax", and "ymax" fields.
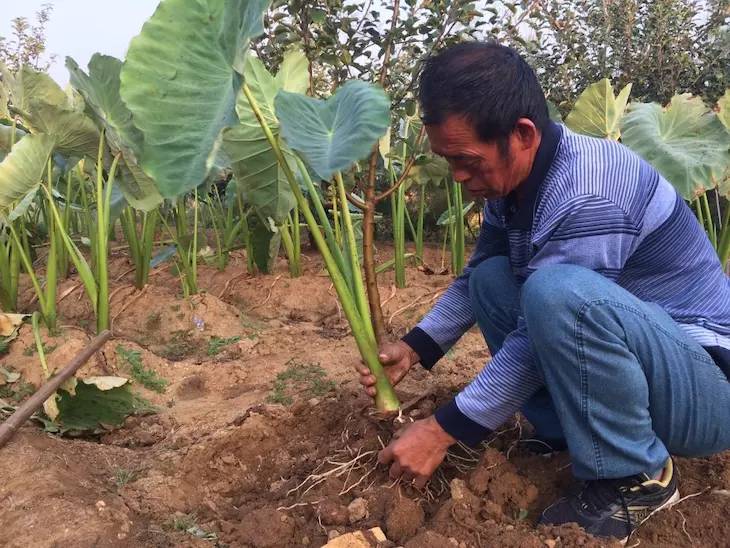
[
  {"xmin": 66, "ymin": 55, "xmax": 162, "ymax": 211},
  {"xmin": 225, "ymin": 49, "xmax": 308, "ymax": 223},
  {"xmin": 7, "ymin": 66, "xmax": 100, "ymax": 159},
  {"xmin": 275, "ymin": 80, "xmax": 390, "ymax": 181},
  {"xmin": 119, "ymin": 0, "xmax": 271, "ymax": 199},
  {"xmin": 222, "ymin": 124, "xmax": 295, "ymax": 223},
  {"xmin": 0, "ymin": 124, "xmax": 25, "ymax": 153},
  {"xmin": 716, "ymin": 90, "xmax": 730, "ymax": 197},
  {"xmin": 622, "ymin": 94, "xmax": 730, "ymax": 200},
  {"xmin": 0, "ymin": 134, "xmax": 55, "ymax": 219},
  {"xmin": 28, "ymin": 101, "xmax": 100, "ymax": 159},
  {"xmin": 565, "ymin": 79, "xmax": 631, "ymax": 140},
  {"xmin": 11, "ymin": 67, "xmax": 68, "ymax": 113}
]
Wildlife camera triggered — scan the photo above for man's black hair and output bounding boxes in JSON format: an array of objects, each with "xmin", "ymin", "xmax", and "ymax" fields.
[{"xmin": 418, "ymin": 42, "xmax": 549, "ymax": 144}]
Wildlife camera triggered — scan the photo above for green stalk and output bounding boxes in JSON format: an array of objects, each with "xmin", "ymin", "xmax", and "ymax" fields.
[
  {"xmin": 700, "ymin": 192, "xmax": 717, "ymax": 249},
  {"xmin": 292, "ymin": 203, "xmax": 301, "ymax": 271},
  {"xmin": 208, "ymin": 195, "xmax": 226, "ymax": 271},
  {"xmin": 445, "ymin": 180, "xmax": 455, "ymax": 273},
  {"xmin": 243, "ymin": 83, "xmax": 398, "ymax": 411},
  {"xmin": 121, "ymin": 208, "xmax": 141, "ymax": 284},
  {"xmin": 32, "ymin": 312, "xmax": 50, "ymax": 380},
  {"xmin": 96, "ymin": 139, "xmax": 113, "ymax": 332},
  {"xmin": 416, "ymin": 184, "xmax": 425, "ymax": 261},
  {"xmin": 191, "ymin": 190, "xmax": 198, "ymax": 294},
  {"xmin": 140, "ymin": 210, "xmax": 158, "ymax": 285},
  {"xmin": 280, "ymin": 219, "xmax": 300, "ymax": 277},
  {"xmin": 44, "ymin": 159, "xmax": 58, "ymax": 331},
  {"xmin": 335, "ymin": 172, "xmax": 375, "ymax": 341},
  {"xmin": 391, "ymin": 176, "xmax": 406, "ymax": 288},
  {"xmin": 41, "ymin": 184, "xmax": 98, "ymax": 315},
  {"xmin": 331, "ymin": 181, "xmax": 341, "ymax": 247},
  {"xmin": 294, "ymin": 156, "xmax": 348, "ymax": 275},
  {"xmin": 718, "ymin": 201, "xmax": 730, "ymax": 270},
  {"xmin": 453, "ymin": 182, "xmax": 465, "ymax": 275}
]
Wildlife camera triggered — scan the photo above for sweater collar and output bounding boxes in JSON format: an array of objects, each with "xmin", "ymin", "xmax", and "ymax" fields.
[{"xmin": 504, "ymin": 121, "xmax": 563, "ymax": 230}]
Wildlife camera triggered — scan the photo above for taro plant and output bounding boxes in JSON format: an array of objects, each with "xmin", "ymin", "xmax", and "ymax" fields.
[
  {"xmin": 565, "ymin": 80, "xmax": 730, "ymax": 269},
  {"xmin": 240, "ymin": 79, "xmax": 401, "ymax": 411}
]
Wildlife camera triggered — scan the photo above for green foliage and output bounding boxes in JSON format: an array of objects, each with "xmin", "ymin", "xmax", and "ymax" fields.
[
  {"xmin": 0, "ymin": 134, "xmax": 54, "ymax": 219},
  {"xmin": 275, "ymin": 80, "xmax": 390, "ymax": 181},
  {"xmin": 160, "ymin": 330, "xmax": 197, "ymax": 362},
  {"xmin": 268, "ymin": 362, "xmax": 335, "ymax": 405},
  {"xmin": 45, "ymin": 378, "xmax": 153, "ymax": 435},
  {"xmin": 66, "ymin": 55, "xmax": 163, "ymax": 211},
  {"xmin": 622, "ymin": 94, "xmax": 730, "ymax": 200},
  {"xmin": 525, "ymin": 0, "xmax": 728, "ymax": 108},
  {"xmin": 223, "ymin": 49, "xmax": 307, "ymax": 224},
  {"xmin": 116, "ymin": 345, "xmax": 168, "ymax": 394},
  {"xmin": 0, "ymin": 3, "xmax": 54, "ymax": 72},
  {"xmin": 565, "ymin": 79, "xmax": 632, "ymax": 140},
  {"xmin": 206, "ymin": 335, "xmax": 241, "ymax": 356},
  {"xmin": 119, "ymin": 0, "xmax": 271, "ymax": 198},
  {"xmin": 113, "ymin": 468, "xmax": 136, "ymax": 489},
  {"xmin": 22, "ymin": 341, "xmax": 56, "ymax": 356},
  {"xmin": 248, "ymin": 214, "xmax": 281, "ymax": 273}
]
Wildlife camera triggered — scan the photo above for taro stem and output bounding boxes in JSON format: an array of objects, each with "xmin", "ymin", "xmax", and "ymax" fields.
[{"xmin": 242, "ymin": 83, "xmax": 399, "ymax": 412}]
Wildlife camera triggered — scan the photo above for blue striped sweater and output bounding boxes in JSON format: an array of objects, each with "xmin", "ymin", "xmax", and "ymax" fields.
[{"xmin": 402, "ymin": 121, "xmax": 730, "ymax": 443}]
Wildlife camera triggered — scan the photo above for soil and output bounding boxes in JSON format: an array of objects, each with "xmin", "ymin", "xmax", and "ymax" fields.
[{"xmin": 1, "ymin": 245, "xmax": 728, "ymax": 548}]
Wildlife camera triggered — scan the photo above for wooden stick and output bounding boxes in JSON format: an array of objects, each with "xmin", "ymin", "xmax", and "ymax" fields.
[{"xmin": 0, "ymin": 330, "xmax": 112, "ymax": 449}]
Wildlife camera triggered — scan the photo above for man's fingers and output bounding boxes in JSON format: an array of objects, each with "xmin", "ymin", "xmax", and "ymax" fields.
[
  {"xmin": 378, "ymin": 445, "xmax": 394, "ymax": 465},
  {"xmin": 388, "ymin": 461, "xmax": 402, "ymax": 480},
  {"xmin": 366, "ymin": 387, "xmax": 376, "ymax": 397},
  {"xmin": 359, "ymin": 374, "xmax": 376, "ymax": 387},
  {"xmin": 356, "ymin": 365, "xmax": 370, "ymax": 376},
  {"xmin": 414, "ymin": 474, "xmax": 429, "ymax": 490}
]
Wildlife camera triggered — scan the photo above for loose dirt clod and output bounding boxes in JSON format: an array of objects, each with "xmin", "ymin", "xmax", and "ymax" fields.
[
  {"xmin": 385, "ymin": 496, "xmax": 425, "ymax": 543},
  {"xmin": 348, "ymin": 497, "xmax": 369, "ymax": 523}
]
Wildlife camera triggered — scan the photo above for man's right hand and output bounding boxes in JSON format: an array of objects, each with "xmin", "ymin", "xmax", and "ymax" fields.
[{"xmin": 358, "ymin": 340, "xmax": 420, "ymax": 398}]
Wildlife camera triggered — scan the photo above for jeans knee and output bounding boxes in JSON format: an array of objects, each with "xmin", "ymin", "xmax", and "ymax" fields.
[
  {"xmin": 521, "ymin": 264, "xmax": 602, "ymax": 332},
  {"xmin": 468, "ymin": 256, "xmax": 512, "ymax": 303}
]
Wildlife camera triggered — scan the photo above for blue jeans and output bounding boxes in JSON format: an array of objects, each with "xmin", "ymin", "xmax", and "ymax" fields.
[{"xmin": 469, "ymin": 256, "xmax": 730, "ymax": 479}]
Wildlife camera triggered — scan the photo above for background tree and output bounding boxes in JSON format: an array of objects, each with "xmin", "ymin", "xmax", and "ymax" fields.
[{"xmin": 0, "ymin": 3, "xmax": 54, "ymax": 73}]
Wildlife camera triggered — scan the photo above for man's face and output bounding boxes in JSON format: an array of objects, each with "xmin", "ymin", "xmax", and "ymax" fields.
[{"xmin": 426, "ymin": 115, "xmax": 539, "ymax": 200}]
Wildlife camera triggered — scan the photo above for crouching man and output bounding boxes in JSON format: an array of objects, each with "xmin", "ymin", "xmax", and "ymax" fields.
[{"xmin": 359, "ymin": 42, "xmax": 730, "ymax": 542}]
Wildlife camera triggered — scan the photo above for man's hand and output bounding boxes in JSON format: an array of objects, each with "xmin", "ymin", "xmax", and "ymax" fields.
[
  {"xmin": 378, "ymin": 415, "xmax": 456, "ymax": 488},
  {"xmin": 358, "ymin": 340, "xmax": 419, "ymax": 398}
]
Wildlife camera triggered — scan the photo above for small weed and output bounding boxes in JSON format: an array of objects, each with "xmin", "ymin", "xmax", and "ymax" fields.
[
  {"xmin": 145, "ymin": 312, "xmax": 162, "ymax": 332},
  {"xmin": 160, "ymin": 330, "xmax": 197, "ymax": 361},
  {"xmin": 206, "ymin": 335, "xmax": 240, "ymax": 356},
  {"xmin": 0, "ymin": 337, "xmax": 10, "ymax": 355},
  {"xmin": 23, "ymin": 342, "xmax": 57, "ymax": 356},
  {"xmin": 0, "ymin": 381, "xmax": 35, "ymax": 403},
  {"xmin": 268, "ymin": 362, "xmax": 335, "ymax": 405},
  {"xmin": 113, "ymin": 468, "xmax": 136, "ymax": 489},
  {"xmin": 171, "ymin": 513, "xmax": 198, "ymax": 532},
  {"xmin": 167, "ymin": 513, "xmax": 217, "ymax": 540},
  {"xmin": 116, "ymin": 345, "xmax": 168, "ymax": 393}
]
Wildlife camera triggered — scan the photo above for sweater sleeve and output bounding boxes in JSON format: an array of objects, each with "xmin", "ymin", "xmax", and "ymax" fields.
[
  {"xmin": 435, "ymin": 198, "xmax": 640, "ymax": 444},
  {"xmin": 402, "ymin": 206, "xmax": 508, "ymax": 369}
]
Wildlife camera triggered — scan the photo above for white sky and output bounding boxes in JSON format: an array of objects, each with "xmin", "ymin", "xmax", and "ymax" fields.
[{"xmin": 0, "ymin": 1, "xmax": 158, "ymax": 85}]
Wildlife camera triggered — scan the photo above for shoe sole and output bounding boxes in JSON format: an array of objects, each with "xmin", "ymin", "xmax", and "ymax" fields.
[{"xmin": 619, "ymin": 488, "xmax": 681, "ymax": 545}]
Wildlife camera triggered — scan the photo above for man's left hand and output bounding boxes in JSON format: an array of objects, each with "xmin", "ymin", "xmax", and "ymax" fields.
[{"xmin": 378, "ymin": 415, "xmax": 457, "ymax": 489}]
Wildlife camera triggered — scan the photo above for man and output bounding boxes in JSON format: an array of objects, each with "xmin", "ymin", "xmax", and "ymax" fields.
[{"xmin": 358, "ymin": 42, "xmax": 730, "ymax": 542}]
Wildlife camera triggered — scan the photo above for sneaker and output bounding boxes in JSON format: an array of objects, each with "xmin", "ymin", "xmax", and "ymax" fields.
[{"xmin": 539, "ymin": 458, "xmax": 679, "ymax": 543}]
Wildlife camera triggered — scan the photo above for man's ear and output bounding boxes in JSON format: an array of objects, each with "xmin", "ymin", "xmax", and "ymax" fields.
[{"xmin": 513, "ymin": 118, "xmax": 540, "ymax": 151}]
